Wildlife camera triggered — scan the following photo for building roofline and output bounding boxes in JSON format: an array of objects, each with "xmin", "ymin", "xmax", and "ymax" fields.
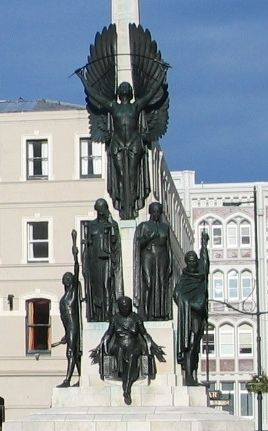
[{"xmin": 0, "ymin": 98, "xmax": 85, "ymax": 113}]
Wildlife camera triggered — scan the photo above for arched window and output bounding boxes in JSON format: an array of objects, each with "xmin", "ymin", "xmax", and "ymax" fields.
[
  {"xmin": 212, "ymin": 220, "xmax": 222, "ymax": 247},
  {"xmin": 227, "ymin": 220, "xmax": 238, "ymax": 248},
  {"xmin": 241, "ymin": 271, "xmax": 253, "ymax": 299},
  {"xmin": 238, "ymin": 324, "xmax": 253, "ymax": 355},
  {"xmin": 212, "ymin": 271, "xmax": 224, "ymax": 300},
  {"xmin": 26, "ymin": 298, "xmax": 51, "ymax": 354},
  {"xmin": 220, "ymin": 324, "xmax": 234, "ymax": 356},
  {"xmin": 240, "ymin": 220, "xmax": 251, "ymax": 247},
  {"xmin": 201, "ymin": 323, "xmax": 215, "ymax": 356},
  {"xmin": 227, "ymin": 270, "xmax": 238, "ymax": 300}
]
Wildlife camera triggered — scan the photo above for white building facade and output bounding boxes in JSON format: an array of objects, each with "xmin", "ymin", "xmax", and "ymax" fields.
[{"xmin": 172, "ymin": 170, "xmax": 268, "ymax": 429}]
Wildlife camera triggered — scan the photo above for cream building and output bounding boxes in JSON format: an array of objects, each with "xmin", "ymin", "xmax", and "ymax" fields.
[
  {"xmin": 0, "ymin": 100, "xmax": 192, "ymax": 420},
  {"xmin": 0, "ymin": 99, "xmax": 106, "ymax": 419},
  {"xmin": 172, "ymin": 170, "xmax": 268, "ymax": 430}
]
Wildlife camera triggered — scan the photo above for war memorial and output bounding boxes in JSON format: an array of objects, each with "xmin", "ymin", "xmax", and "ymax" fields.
[{"xmin": 3, "ymin": 1, "xmax": 254, "ymax": 430}]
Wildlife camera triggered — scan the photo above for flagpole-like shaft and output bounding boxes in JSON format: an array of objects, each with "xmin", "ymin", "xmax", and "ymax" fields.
[{"xmin": 111, "ymin": 0, "xmax": 140, "ymax": 85}]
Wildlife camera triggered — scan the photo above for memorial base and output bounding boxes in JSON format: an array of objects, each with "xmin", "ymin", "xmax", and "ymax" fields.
[
  {"xmin": 3, "ymin": 405, "xmax": 254, "ymax": 431},
  {"xmin": 51, "ymin": 384, "xmax": 205, "ymax": 408}
]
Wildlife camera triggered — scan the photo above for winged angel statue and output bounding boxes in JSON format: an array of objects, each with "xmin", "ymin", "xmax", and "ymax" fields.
[{"xmin": 76, "ymin": 24, "xmax": 169, "ymax": 220}]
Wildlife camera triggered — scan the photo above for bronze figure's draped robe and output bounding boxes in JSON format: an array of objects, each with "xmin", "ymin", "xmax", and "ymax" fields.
[
  {"xmin": 173, "ymin": 233, "xmax": 209, "ymax": 386},
  {"xmin": 76, "ymin": 24, "xmax": 169, "ymax": 220},
  {"xmin": 82, "ymin": 199, "xmax": 124, "ymax": 322},
  {"xmin": 134, "ymin": 202, "xmax": 172, "ymax": 320}
]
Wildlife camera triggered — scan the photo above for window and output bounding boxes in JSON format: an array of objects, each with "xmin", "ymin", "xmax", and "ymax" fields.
[
  {"xmin": 27, "ymin": 139, "xmax": 48, "ymax": 179},
  {"xmin": 241, "ymin": 271, "xmax": 253, "ymax": 299},
  {"xmin": 239, "ymin": 382, "xmax": 253, "ymax": 417},
  {"xmin": 221, "ymin": 382, "xmax": 234, "ymax": 415},
  {"xmin": 227, "ymin": 221, "xmax": 238, "ymax": 248},
  {"xmin": 220, "ymin": 324, "xmax": 234, "ymax": 356},
  {"xmin": 26, "ymin": 299, "xmax": 51, "ymax": 354},
  {"xmin": 27, "ymin": 222, "xmax": 49, "ymax": 262},
  {"xmin": 212, "ymin": 221, "xmax": 222, "ymax": 247},
  {"xmin": 212, "ymin": 271, "xmax": 224, "ymax": 300},
  {"xmin": 209, "ymin": 382, "xmax": 216, "ymax": 391},
  {"xmin": 202, "ymin": 323, "xmax": 215, "ymax": 356},
  {"xmin": 227, "ymin": 270, "xmax": 238, "ymax": 300},
  {"xmin": 238, "ymin": 324, "xmax": 253, "ymax": 355},
  {"xmin": 80, "ymin": 138, "xmax": 102, "ymax": 177},
  {"xmin": 240, "ymin": 221, "xmax": 251, "ymax": 247}
]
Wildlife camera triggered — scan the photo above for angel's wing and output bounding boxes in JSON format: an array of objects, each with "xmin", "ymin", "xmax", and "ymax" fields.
[
  {"xmin": 129, "ymin": 24, "xmax": 169, "ymax": 141},
  {"xmin": 76, "ymin": 24, "xmax": 117, "ymax": 142}
]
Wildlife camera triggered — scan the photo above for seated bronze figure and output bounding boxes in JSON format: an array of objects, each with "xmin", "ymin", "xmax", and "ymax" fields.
[{"xmin": 90, "ymin": 296, "xmax": 165, "ymax": 404}]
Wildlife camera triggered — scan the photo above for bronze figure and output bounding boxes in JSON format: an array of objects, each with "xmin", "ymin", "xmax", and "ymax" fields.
[
  {"xmin": 90, "ymin": 296, "xmax": 166, "ymax": 405},
  {"xmin": 54, "ymin": 230, "xmax": 82, "ymax": 388},
  {"xmin": 134, "ymin": 202, "xmax": 172, "ymax": 320},
  {"xmin": 76, "ymin": 24, "xmax": 169, "ymax": 219},
  {"xmin": 82, "ymin": 198, "xmax": 124, "ymax": 321},
  {"xmin": 173, "ymin": 232, "xmax": 209, "ymax": 386}
]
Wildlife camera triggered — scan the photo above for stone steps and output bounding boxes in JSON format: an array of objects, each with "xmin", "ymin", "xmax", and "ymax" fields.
[{"xmin": 3, "ymin": 405, "xmax": 254, "ymax": 431}]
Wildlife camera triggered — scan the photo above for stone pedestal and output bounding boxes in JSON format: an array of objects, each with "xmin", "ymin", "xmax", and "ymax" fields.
[
  {"xmin": 51, "ymin": 319, "xmax": 207, "ymax": 412},
  {"xmin": 3, "ymin": 405, "xmax": 254, "ymax": 431},
  {"xmin": 119, "ymin": 220, "xmax": 137, "ymax": 298}
]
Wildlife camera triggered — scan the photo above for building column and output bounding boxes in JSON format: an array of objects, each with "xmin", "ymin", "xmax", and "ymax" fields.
[{"xmin": 111, "ymin": 0, "xmax": 140, "ymax": 84}]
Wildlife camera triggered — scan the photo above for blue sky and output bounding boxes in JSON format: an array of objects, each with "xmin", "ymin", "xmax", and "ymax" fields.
[{"xmin": 0, "ymin": 0, "xmax": 267, "ymax": 183}]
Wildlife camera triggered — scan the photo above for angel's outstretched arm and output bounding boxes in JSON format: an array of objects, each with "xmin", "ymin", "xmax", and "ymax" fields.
[
  {"xmin": 89, "ymin": 86, "xmax": 114, "ymax": 112},
  {"xmin": 76, "ymin": 67, "xmax": 114, "ymax": 113}
]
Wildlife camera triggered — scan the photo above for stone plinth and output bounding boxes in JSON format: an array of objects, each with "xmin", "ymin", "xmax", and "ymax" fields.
[
  {"xmin": 80, "ymin": 320, "xmax": 181, "ymax": 385},
  {"xmin": 52, "ymin": 385, "xmax": 191, "ymax": 408},
  {"xmin": 118, "ymin": 219, "xmax": 137, "ymax": 298},
  {"xmin": 81, "ymin": 322, "xmax": 109, "ymax": 387},
  {"xmin": 3, "ymin": 405, "xmax": 254, "ymax": 431},
  {"xmin": 53, "ymin": 320, "xmax": 206, "ymax": 410}
]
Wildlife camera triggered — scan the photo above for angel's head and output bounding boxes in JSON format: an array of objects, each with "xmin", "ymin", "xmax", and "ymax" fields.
[{"xmin": 117, "ymin": 82, "xmax": 133, "ymax": 102}]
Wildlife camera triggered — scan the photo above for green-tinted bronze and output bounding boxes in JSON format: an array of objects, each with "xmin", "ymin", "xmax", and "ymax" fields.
[
  {"xmin": 82, "ymin": 199, "xmax": 124, "ymax": 322},
  {"xmin": 76, "ymin": 24, "xmax": 169, "ymax": 220},
  {"xmin": 134, "ymin": 202, "xmax": 172, "ymax": 321},
  {"xmin": 173, "ymin": 232, "xmax": 209, "ymax": 386},
  {"xmin": 54, "ymin": 230, "xmax": 82, "ymax": 388},
  {"xmin": 90, "ymin": 296, "xmax": 166, "ymax": 405}
]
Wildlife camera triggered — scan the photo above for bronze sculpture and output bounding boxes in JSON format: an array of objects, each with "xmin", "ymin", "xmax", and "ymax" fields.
[
  {"xmin": 82, "ymin": 198, "xmax": 124, "ymax": 321},
  {"xmin": 76, "ymin": 24, "xmax": 169, "ymax": 219},
  {"xmin": 90, "ymin": 296, "xmax": 166, "ymax": 405},
  {"xmin": 173, "ymin": 231, "xmax": 209, "ymax": 386},
  {"xmin": 134, "ymin": 202, "xmax": 172, "ymax": 320},
  {"xmin": 54, "ymin": 230, "xmax": 82, "ymax": 388}
]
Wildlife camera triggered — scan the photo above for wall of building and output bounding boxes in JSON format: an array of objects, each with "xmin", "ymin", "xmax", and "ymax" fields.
[
  {"xmin": 0, "ymin": 107, "xmax": 108, "ymax": 419},
  {"xmin": 172, "ymin": 170, "xmax": 268, "ymax": 428}
]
